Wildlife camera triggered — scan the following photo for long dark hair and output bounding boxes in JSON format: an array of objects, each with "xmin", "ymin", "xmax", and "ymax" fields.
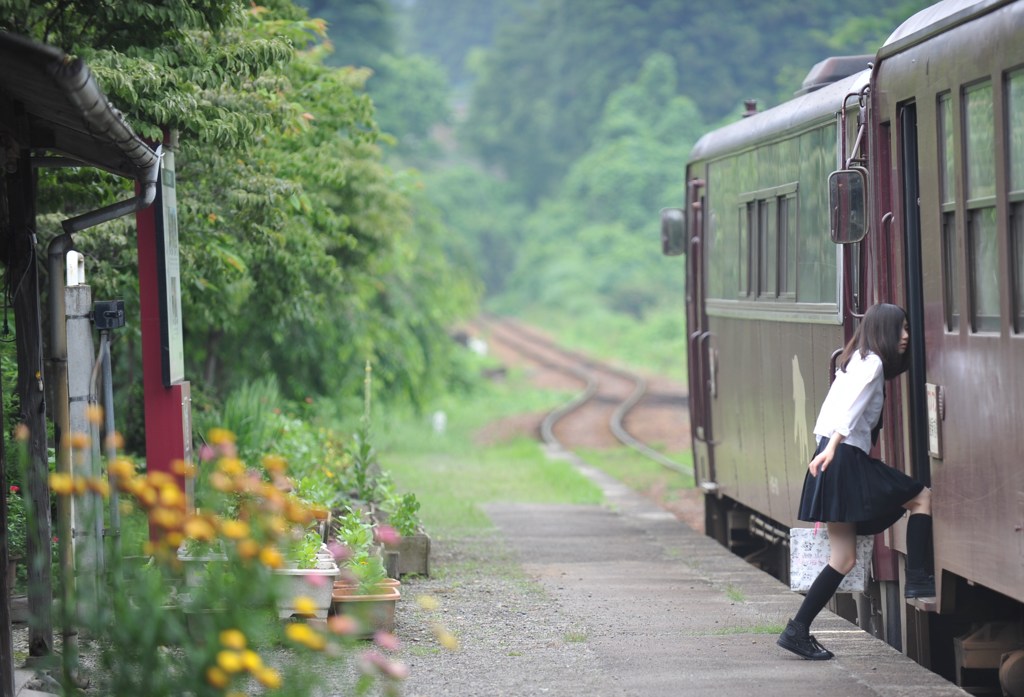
[{"xmin": 838, "ymin": 303, "xmax": 909, "ymax": 379}]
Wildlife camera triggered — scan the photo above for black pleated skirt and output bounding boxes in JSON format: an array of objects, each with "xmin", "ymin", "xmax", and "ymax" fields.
[{"xmin": 797, "ymin": 438, "xmax": 925, "ymax": 535}]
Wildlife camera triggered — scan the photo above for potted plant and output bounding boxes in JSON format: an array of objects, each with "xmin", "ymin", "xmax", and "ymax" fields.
[
  {"xmin": 273, "ymin": 528, "xmax": 339, "ymax": 620},
  {"xmin": 388, "ymin": 493, "xmax": 430, "ymax": 578}
]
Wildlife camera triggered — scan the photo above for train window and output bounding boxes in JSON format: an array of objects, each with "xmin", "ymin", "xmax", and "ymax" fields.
[
  {"xmin": 778, "ymin": 193, "xmax": 798, "ymax": 298},
  {"xmin": 1007, "ymin": 71, "xmax": 1024, "ymax": 332},
  {"xmin": 758, "ymin": 198, "xmax": 777, "ymax": 297},
  {"xmin": 739, "ymin": 182, "xmax": 797, "ymax": 301},
  {"xmin": 738, "ymin": 201, "xmax": 754, "ymax": 297},
  {"xmin": 964, "ymin": 81, "xmax": 1000, "ymax": 332},
  {"xmin": 938, "ymin": 92, "xmax": 960, "ymax": 331}
]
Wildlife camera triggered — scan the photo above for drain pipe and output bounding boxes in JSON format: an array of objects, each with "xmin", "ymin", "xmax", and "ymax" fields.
[{"xmin": 53, "ymin": 147, "xmax": 162, "ymax": 235}]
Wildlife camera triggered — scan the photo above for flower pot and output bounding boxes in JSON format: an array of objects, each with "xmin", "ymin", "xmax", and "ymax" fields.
[
  {"xmin": 396, "ymin": 532, "xmax": 431, "ymax": 578},
  {"xmin": 330, "ymin": 582, "xmax": 400, "ymax": 637},
  {"xmin": 273, "ymin": 562, "xmax": 339, "ymax": 619}
]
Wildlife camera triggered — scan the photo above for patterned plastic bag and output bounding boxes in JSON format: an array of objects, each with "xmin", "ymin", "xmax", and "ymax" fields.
[{"xmin": 788, "ymin": 525, "xmax": 874, "ymax": 593}]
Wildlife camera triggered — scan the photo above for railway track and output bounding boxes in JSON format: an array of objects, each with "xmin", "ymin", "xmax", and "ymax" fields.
[{"xmin": 474, "ymin": 315, "xmax": 692, "ymax": 477}]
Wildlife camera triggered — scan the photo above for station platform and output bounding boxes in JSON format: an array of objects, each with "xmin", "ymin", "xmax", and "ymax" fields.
[{"xmin": 481, "ymin": 447, "xmax": 969, "ymax": 697}]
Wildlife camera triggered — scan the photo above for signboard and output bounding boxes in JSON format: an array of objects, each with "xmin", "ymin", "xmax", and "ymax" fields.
[{"xmin": 155, "ymin": 150, "xmax": 185, "ymax": 386}]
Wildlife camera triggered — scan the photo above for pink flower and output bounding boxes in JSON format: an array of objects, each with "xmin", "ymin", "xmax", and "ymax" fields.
[
  {"xmin": 327, "ymin": 541, "xmax": 351, "ymax": 562},
  {"xmin": 373, "ymin": 631, "xmax": 400, "ymax": 651},
  {"xmin": 9, "ymin": 485, "xmax": 18, "ymax": 494},
  {"xmin": 199, "ymin": 445, "xmax": 216, "ymax": 463},
  {"xmin": 374, "ymin": 525, "xmax": 401, "ymax": 547}
]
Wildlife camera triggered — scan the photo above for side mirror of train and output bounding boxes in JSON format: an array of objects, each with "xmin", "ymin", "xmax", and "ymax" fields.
[
  {"xmin": 828, "ymin": 168, "xmax": 868, "ymax": 244},
  {"xmin": 660, "ymin": 207, "xmax": 686, "ymax": 256}
]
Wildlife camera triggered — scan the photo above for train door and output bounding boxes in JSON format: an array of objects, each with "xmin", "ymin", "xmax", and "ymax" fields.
[{"xmin": 684, "ymin": 176, "xmax": 718, "ymax": 496}]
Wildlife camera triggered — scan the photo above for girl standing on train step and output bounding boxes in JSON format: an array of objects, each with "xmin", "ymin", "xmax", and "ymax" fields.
[{"xmin": 777, "ymin": 302, "xmax": 935, "ymax": 661}]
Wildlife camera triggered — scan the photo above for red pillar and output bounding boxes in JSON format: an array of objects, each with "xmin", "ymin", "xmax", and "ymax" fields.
[{"xmin": 135, "ymin": 165, "xmax": 191, "ymax": 536}]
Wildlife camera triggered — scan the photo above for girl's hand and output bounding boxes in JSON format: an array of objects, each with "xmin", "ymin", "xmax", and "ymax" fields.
[{"xmin": 808, "ymin": 450, "xmax": 832, "ymax": 477}]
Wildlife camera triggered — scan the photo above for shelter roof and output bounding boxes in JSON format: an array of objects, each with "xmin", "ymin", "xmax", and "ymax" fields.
[{"xmin": 0, "ymin": 31, "xmax": 159, "ymax": 180}]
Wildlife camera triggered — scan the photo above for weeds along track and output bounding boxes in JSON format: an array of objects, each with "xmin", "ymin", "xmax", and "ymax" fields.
[{"xmin": 474, "ymin": 315, "xmax": 691, "ymax": 476}]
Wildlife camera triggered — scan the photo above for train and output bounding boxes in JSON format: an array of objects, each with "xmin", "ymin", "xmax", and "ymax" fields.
[{"xmin": 661, "ymin": 0, "xmax": 1024, "ymax": 692}]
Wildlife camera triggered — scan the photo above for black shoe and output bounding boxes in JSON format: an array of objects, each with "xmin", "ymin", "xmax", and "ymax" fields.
[
  {"xmin": 777, "ymin": 619, "xmax": 834, "ymax": 660},
  {"xmin": 904, "ymin": 572, "xmax": 935, "ymax": 598}
]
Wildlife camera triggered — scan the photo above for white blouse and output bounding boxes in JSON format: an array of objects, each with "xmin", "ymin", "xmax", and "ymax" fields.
[{"xmin": 812, "ymin": 351, "xmax": 884, "ymax": 454}]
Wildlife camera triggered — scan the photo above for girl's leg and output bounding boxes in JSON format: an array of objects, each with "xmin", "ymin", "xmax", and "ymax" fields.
[
  {"xmin": 903, "ymin": 488, "xmax": 935, "ymax": 598},
  {"xmin": 779, "ymin": 523, "xmax": 856, "ymax": 660},
  {"xmin": 795, "ymin": 522, "xmax": 856, "ymax": 625}
]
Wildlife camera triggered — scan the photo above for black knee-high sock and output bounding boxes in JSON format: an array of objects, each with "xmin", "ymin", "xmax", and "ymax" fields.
[
  {"xmin": 794, "ymin": 564, "xmax": 845, "ymax": 627},
  {"xmin": 906, "ymin": 513, "xmax": 933, "ymax": 575}
]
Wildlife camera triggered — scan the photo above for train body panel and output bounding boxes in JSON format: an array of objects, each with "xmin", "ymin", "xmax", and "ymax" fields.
[
  {"xmin": 667, "ymin": 0, "xmax": 1024, "ymax": 683},
  {"xmin": 871, "ymin": 0, "xmax": 1024, "ymax": 607}
]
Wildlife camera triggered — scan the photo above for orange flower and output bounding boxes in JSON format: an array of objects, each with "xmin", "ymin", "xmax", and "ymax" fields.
[
  {"xmin": 258, "ymin": 546, "xmax": 284, "ymax": 569},
  {"xmin": 205, "ymin": 666, "xmax": 229, "ymax": 689},
  {"xmin": 255, "ymin": 667, "xmax": 281, "ymax": 689}
]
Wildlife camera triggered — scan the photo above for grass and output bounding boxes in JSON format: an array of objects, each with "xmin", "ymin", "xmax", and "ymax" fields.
[
  {"xmin": 703, "ymin": 624, "xmax": 785, "ymax": 636},
  {"xmin": 725, "ymin": 585, "xmax": 746, "ymax": 603},
  {"xmin": 564, "ymin": 630, "xmax": 588, "ymax": 643},
  {"xmin": 378, "ymin": 365, "xmax": 604, "ymax": 538},
  {"xmin": 577, "ymin": 447, "xmax": 694, "ymax": 498}
]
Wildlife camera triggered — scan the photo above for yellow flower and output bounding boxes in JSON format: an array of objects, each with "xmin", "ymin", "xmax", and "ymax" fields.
[
  {"xmin": 65, "ymin": 431, "xmax": 91, "ymax": 450},
  {"xmin": 158, "ymin": 484, "xmax": 184, "ymax": 509},
  {"xmin": 48, "ymin": 473, "xmax": 74, "ymax": 496},
  {"xmin": 240, "ymin": 649, "xmax": 263, "ymax": 672},
  {"xmin": 104, "ymin": 431, "xmax": 125, "ymax": 451},
  {"xmin": 170, "ymin": 459, "xmax": 196, "ymax": 478},
  {"xmin": 255, "ymin": 667, "xmax": 281, "ymax": 690},
  {"xmin": 216, "ymin": 650, "xmax": 244, "ymax": 674},
  {"xmin": 218, "ymin": 457, "xmax": 245, "ymax": 477},
  {"xmin": 293, "ymin": 596, "xmax": 317, "ymax": 617},
  {"xmin": 208, "ymin": 428, "xmax": 236, "ymax": 445},
  {"xmin": 184, "ymin": 516, "xmax": 217, "ymax": 542},
  {"xmin": 220, "ymin": 519, "xmax": 250, "ymax": 540},
  {"xmin": 205, "ymin": 666, "xmax": 230, "ymax": 689},
  {"xmin": 85, "ymin": 477, "xmax": 110, "ymax": 498},
  {"xmin": 210, "ymin": 471, "xmax": 233, "ymax": 492},
  {"xmin": 165, "ymin": 531, "xmax": 183, "ymax": 548},
  {"xmin": 109, "ymin": 458, "xmax": 135, "ymax": 481},
  {"xmin": 258, "ymin": 546, "xmax": 284, "ymax": 569},
  {"xmin": 236, "ymin": 539, "xmax": 260, "ymax": 560},
  {"xmin": 219, "ymin": 629, "xmax": 247, "ymax": 650},
  {"xmin": 150, "ymin": 507, "xmax": 183, "ymax": 531},
  {"xmin": 85, "ymin": 404, "xmax": 103, "ymax": 425},
  {"xmin": 286, "ymin": 622, "xmax": 326, "ymax": 651},
  {"xmin": 261, "ymin": 454, "xmax": 287, "ymax": 474}
]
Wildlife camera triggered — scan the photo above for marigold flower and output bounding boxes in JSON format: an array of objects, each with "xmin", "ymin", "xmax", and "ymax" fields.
[
  {"xmin": 104, "ymin": 432, "xmax": 125, "ymax": 451},
  {"xmin": 208, "ymin": 428, "xmax": 236, "ymax": 445},
  {"xmin": 65, "ymin": 431, "xmax": 91, "ymax": 450},
  {"xmin": 261, "ymin": 454, "xmax": 287, "ymax": 474},
  {"xmin": 220, "ymin": 519, "xmax": 250, "ymax": 540},
  {"xmin": 240, "ymin": 649, "xmax": 263, "ymax": 672},
  {"xmin": 293, "ymin": 596, "xmax": 317, "ymax": 617},
  {"xmin": 150, "ymin": 507, "xmax": 183, "ymax": 530},
  {"xmin": 48, "ymin": 473, "xmax": 74, "ymax": 496},
  {"xmin": 13, "ymin": 423, "xmax": 29, "ymax": 442},
  {"xmin": 83, "ymin": 477, "xmax": 110, "ymax": 498},
  {"xmin": 205, "ymin": 666, "xmax": 230, "ymax": 689},
  {"xmin": 165, "ymin": 531, "xmax": 183, "ymax": 548},
  {"xmin": 218, "ymin": 458, "xmax": 245, "ymax": 477},
  {"xmin": 147, "ymin": 471, "xmax": 175, "ymax": 488},
  {"xmin": 259, "ymin": 546, "xmax": 284, "ymax": 569},
  {"xmin": 109, "ymin": 458, "xmax": 135, "ymax": 481},
  {"xmin": 184, "ymin": 516, "xmax": 217, "ymax": 542},
  {"xmin": 209, "ymin": 471, "xmax": 233, "ymax": 492},
  {"xmin": 85, "ymin": 404, "xmax": 103, "ymax": 425},
  {"xmin": 158, "ymin": 484, "xmax": 184, "ymax": 509},
  {"xmin": 72, "ymin": 476, "xmax": 87, "ymax": 495},
  {"xmin": 285, "ymin": 622, "xmax": 326, "ymax": 651},
  {"xmin": 170, "ymin": 459, "xmax": 196, "ymax": 478},
  {"xmin": 255, "ymin": 667, "xmax": 281, "ymax": 689},
  {"xmin": 216, "ymin": 649, "xmax": 244, "ymax": 674},
  {"xmin": 236, "ymin": 538, "xmax": 260, "ymax": 560}
]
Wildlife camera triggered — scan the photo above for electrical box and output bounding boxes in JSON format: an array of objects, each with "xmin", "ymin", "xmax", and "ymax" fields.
[{"xmin": 93, "ymin": 300, "xmax": 125, "ymax": 330}]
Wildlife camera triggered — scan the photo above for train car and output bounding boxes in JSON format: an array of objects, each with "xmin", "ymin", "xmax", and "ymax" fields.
[{"xmin": 662, "ymin": 0, "xmax": 1024, "ymax": 691}]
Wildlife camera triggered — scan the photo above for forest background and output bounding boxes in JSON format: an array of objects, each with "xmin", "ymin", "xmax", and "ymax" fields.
[{"xmin": 1, "ymin": 0, "xmax": 932, "ymax": 444}]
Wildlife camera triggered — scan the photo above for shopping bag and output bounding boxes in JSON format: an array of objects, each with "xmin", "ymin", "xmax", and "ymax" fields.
[{"xmin": 788, "ymin": 525, "xmax": 874, "ymax": 593}]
